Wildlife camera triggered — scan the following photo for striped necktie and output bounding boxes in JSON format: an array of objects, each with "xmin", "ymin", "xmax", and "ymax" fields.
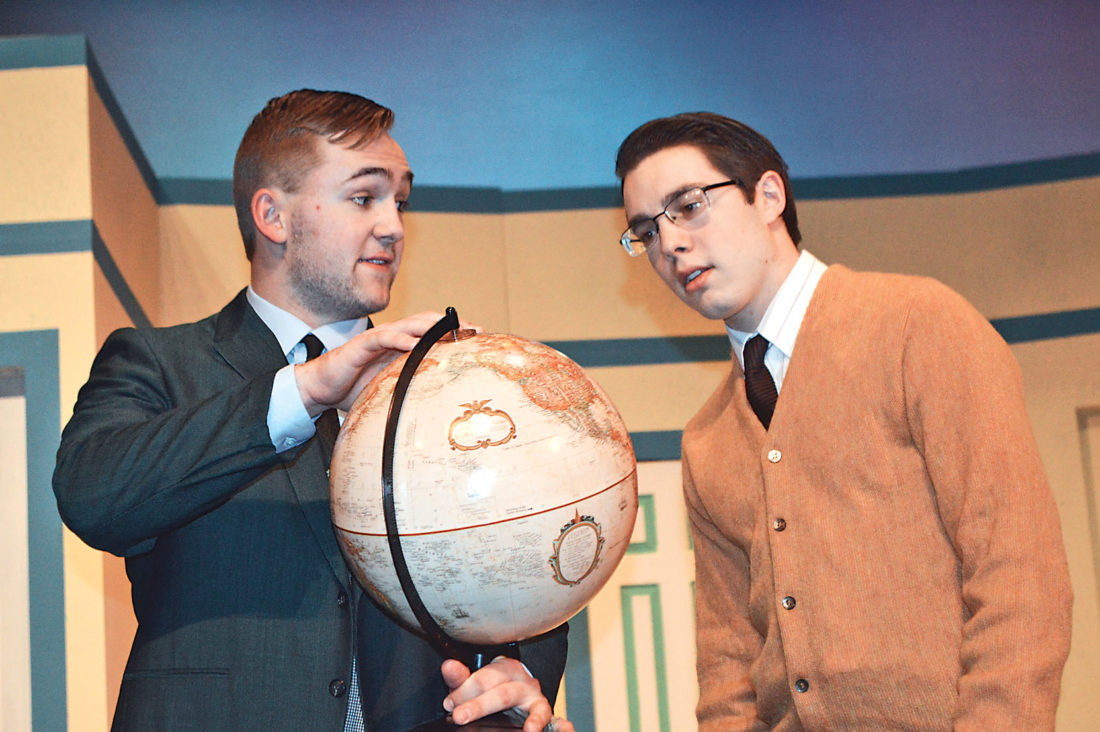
[{"xmin": 743, "ymin": 334, "xmax": 778, "ymax": 429}]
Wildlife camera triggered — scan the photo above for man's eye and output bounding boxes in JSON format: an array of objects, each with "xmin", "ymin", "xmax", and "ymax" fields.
[
  {"xmin": 679, "ymin": 199, "xmax": 704, "ymax": 216},
  {"xmin": 639, "ymin": 227, "xmax": 658, "ymax": 244},
  {"xmin": 351, "ymin": 195, "xmax": 373, "ymax": 207},
  {"xmin": 396, "ymin": 199, "xmax": 410, "ymax": 213}
]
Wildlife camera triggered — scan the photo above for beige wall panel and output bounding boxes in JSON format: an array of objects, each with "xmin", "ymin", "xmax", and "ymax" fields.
[
  {"xmin": 0, "ymin": 392, "xmax": 31, "ymax": 732},
  {"xmin": 0, "ymin": 66, "xmax": 92, "ymax": 224},
  {"xmin": 1011, "ymin": 334, "xmax": 1100, "ymax": 730},
  {"xmin": 587, "ymin": 460, "xmax": 697, "ymax": 730},
  {"xmin": 800, "ymin": 177, "xmax": 1100, "ymax": 320},
  {"xmin": 503, "ymin": 209, "xmax": 712, "ymax": 342},
  {"xmin": 158, "ymin": 205, "xmax": 247, "ymax": 326},
  {"xmin": 384, "ymin": 212, "xmax": 511, "ymax": 332},
  {"xmin": 94, "ymin": 264, "xmax": 135, "ymax": 347},
  {"xmin": 101, "ymin": 554, "xmax": 134, "ymax": 725},
  {"xmin": 588, "ymin": 361, "xmax": 729, "ymax": 433},
  {"xmin": 88, "ymin": 81, "xmax": 160, "ymax": 324},
  {"xmin": 0, "ymin": 251, "xmax": 110, "ymax": 731}
]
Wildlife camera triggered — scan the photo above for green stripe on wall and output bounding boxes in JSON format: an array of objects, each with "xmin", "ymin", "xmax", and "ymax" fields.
[
  {"xmin": 621, "ymin": 584, "xmax": 671, "ymax": 732},
  {"xmin": 626, "ymin": 494, "xmax": 657, "ymax": 554}
]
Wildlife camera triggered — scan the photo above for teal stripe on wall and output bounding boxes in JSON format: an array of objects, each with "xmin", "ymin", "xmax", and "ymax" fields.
[
  {"xmin": 630, "ymin": 431, "xmax": 682, "ymax": 462},
  {"xmin": 547, "ymin": 306, "xmax": 1100, "ymax": 369},
  {"xmin": 1, "ymin": 329, "xmax": 67, "ymax": 731},
  {"xmin": 158, "ymin": 153, "xmax": 1098, "ymax": 210},
  {"xmin": 0, "ymin": 219, "xmax": 92, "ymax": 255},
  {"xmin": 0, "ymin": 33, "xmax": 85, "ymax": 69}
]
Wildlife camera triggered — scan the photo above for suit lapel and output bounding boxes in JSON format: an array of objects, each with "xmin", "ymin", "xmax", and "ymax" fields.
[{"xmin": 213, "ymin": 290, "xmax": 351, "ymax": 586}]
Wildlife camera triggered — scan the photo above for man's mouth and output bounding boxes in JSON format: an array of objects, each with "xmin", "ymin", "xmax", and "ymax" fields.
[{"xmin": 681, "ymin": 267, "xmax": 710, "ymax": 288}]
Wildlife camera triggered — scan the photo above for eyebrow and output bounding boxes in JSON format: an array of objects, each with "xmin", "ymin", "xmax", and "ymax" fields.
[
  {"xmin": 627, "ymin": 183, "xmax": 703, "ymax": 229},
  {"xmin": 344, "ymin": 167, "xmax": 415, "ymax": 187}
]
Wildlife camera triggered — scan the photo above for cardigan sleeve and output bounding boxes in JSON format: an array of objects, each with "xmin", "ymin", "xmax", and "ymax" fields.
[
  {"xmin": 683, "ymin": 451, "xmax": 770, "ymax": 732},
  {"xmin": 900, "ymin": 280, "xmax": 1072, "ymax": 730}
]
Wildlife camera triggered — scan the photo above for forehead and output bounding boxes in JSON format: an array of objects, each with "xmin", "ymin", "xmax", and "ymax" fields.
[
  {"xmin": 622, "ymin": 144, "xmax": 724, "ymax": 215},
  {"xmin": 309, "ymin": 132, "xmax": 413, "ymax": 187}
]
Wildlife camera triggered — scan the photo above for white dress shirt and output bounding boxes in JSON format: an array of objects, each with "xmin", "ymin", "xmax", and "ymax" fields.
[
  {"xmin": 245, "ymin": 287, "xmax": 371, "ymax": 452},
  {"xmin": 726, "ymin": 249, "xmax": 829, "ymax": 393}
]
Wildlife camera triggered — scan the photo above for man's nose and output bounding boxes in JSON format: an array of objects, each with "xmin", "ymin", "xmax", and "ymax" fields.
[
  {"xmin": 656, "ymin": 215, "xmax": 689, "ymax": 258},
  {"xmin": 374, "ymin": 199, "xmax": 405, "ymax": 244}
]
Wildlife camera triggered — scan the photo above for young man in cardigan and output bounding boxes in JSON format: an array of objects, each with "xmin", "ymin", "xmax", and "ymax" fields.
[{"xmin": 614, "ymin": 112, "xmax": 1072, "ymax": 730}]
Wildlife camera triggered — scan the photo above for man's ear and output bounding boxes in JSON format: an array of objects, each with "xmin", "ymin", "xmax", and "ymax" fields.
[
  {"xmin": 251, "ymin": 189, "xmax": 289, "ymax": 245},
  {"xmin": 756, "ymin": 171, "xmax": 787, "ymax": 225}
]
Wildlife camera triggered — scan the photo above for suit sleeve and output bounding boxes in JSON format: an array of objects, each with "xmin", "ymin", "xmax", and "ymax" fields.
[
  {"xmin": 518, "ymin": 622, "xmax": 569, "ymax": 708},
  {"xmin": 53, "ymin": 327, "xmax": 290, "ymax": 557},
  {"xmin": 900, "ymin": 282, "xmax": 1072, "ymax": 730},
  {"xmin": 683, "ymin": 452, "xmax": 769, "ymax": 732}
]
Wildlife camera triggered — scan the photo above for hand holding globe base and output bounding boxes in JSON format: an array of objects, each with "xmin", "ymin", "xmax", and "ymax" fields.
[{"xmin": 383, "ymin": 308, "xmax": 525, "ymax": 730}]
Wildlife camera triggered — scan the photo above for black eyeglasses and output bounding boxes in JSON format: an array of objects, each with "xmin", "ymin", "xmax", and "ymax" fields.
[{"xmin": 619, "ymin": 180, "xmax": 741, "ymax": 256}]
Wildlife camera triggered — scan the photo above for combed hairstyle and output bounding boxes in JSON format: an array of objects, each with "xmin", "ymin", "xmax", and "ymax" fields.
[
  {"xmin": 615, "ymin": 112, "xmax": 801, "ymax": 245},
  {"xmin": 233, "ymin": 89, "xmax": 395, "ymax": 259}
]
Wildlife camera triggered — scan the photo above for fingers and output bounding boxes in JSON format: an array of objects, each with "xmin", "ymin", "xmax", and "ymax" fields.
[
  {"xmin": 297, "ymin": 311, "xmax": 484, "ymax": 414},
  {"xmin": 440, "ymin": 658, "xmax": 472, "ymax": 691},
  {"xmin": 541, "ymin": 717, "xmax": 575, "ymax": 732},
  {"xmin": 441, "ymin": 657, "xmax": 552, "ymax": 727}
]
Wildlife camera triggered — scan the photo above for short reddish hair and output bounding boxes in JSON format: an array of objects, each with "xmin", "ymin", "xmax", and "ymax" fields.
[{"xmin": 232, "ymin": 89, "xmax": 394, "ymax": 258}]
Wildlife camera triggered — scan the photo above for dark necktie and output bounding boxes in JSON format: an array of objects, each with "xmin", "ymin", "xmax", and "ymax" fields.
[
  {"xmin": 300, "ymin": 334, "xmax": 339, "ymax": 461},
  {"xmin": 743, "ymin": 334, "xmax": 778, "ymax": 429}
]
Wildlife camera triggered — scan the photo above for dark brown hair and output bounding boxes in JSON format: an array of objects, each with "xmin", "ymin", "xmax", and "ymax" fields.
[
  {"xmin": 615, "ymin": 112, "xmax": 801, "ymax": 245},
  {"xmin": 233, "ymin": 89, "xmax": 395, "ymax": 258}
]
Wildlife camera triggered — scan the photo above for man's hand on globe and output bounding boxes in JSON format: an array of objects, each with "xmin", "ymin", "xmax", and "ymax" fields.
[
  {"xmin": 440, "ymin": 657, "xmax": 575, "ymax": 732},
  {"xmin": 295, "ymin": 311, "xmax": 478, "ymax": 414}
]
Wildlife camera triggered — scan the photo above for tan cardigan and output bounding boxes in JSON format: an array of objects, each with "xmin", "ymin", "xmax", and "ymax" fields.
[{"xmin": 683, "ymin": 266, "xmax": 1072, "ymax": 731}]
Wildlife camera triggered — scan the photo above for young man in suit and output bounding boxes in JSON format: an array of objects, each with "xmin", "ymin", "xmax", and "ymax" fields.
[
  {"xmin": 54, "ymin": 89, "xmax": 571, "ymax": 732},
  {"xmin": 613, "ymin": 112, "xmax": 1072, "ymax": 730}
]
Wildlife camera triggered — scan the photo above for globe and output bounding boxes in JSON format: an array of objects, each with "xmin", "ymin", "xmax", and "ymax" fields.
[{"xmin": 330, "ymin": 326, "xmax": 638, "ymax": 648}]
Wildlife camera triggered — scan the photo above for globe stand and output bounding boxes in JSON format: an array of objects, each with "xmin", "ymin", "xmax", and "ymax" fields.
[{"xmin": 383, "ymin": 308, "xmax": 525, "ymax": 731}]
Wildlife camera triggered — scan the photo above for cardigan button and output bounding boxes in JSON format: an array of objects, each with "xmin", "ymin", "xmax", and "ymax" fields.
[
  {"xmin": 773, "ymin": 518, "xmax": 786, "ymax": 532},
  {"xmin": 336, "ymin": 590, "xmax": 349, "ymax": 608},
  {"xmin": 329, "ymin": 679, "xmax": 347, "ymax": 697},
  {"xmin": 767, "ymin": 449, "xmax": 782, "ymax": 463},
  {"xmin": 795, "ymin": 678, "xmax": 810, "ymax": 693},
  {"xmin": 781, "ymin": 596, "xmax": 796, "ymax": 610}
]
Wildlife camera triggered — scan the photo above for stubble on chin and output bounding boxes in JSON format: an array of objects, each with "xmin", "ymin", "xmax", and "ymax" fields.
[{"xmin": 286, "ymin": 222, "xmax": 388, "ymax": 323}]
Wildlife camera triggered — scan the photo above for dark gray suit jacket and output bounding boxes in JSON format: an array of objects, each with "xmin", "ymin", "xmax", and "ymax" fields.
[{"xmin": 53, "ymin": 290, "xmax": 567, "ymax": 731}]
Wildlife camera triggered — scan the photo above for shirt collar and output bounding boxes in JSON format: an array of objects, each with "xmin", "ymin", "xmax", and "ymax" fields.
[
  {"xmin": 726, "ymin": 249, "xmax": 828, "ymax": 361},
  {"xmin": 246, "ymin": 287, "xmax": 371, "ymax": 361}
]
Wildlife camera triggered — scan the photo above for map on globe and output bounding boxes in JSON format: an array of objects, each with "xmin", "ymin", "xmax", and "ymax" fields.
[{"xmin": 330, "ymin": 331, "xmax": 638, "ymax": 646}]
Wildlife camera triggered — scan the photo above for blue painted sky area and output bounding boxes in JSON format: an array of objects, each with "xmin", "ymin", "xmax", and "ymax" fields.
[{"xmin": 2, "ymin": 1, "xmax": 1096, "ymax": 190}]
